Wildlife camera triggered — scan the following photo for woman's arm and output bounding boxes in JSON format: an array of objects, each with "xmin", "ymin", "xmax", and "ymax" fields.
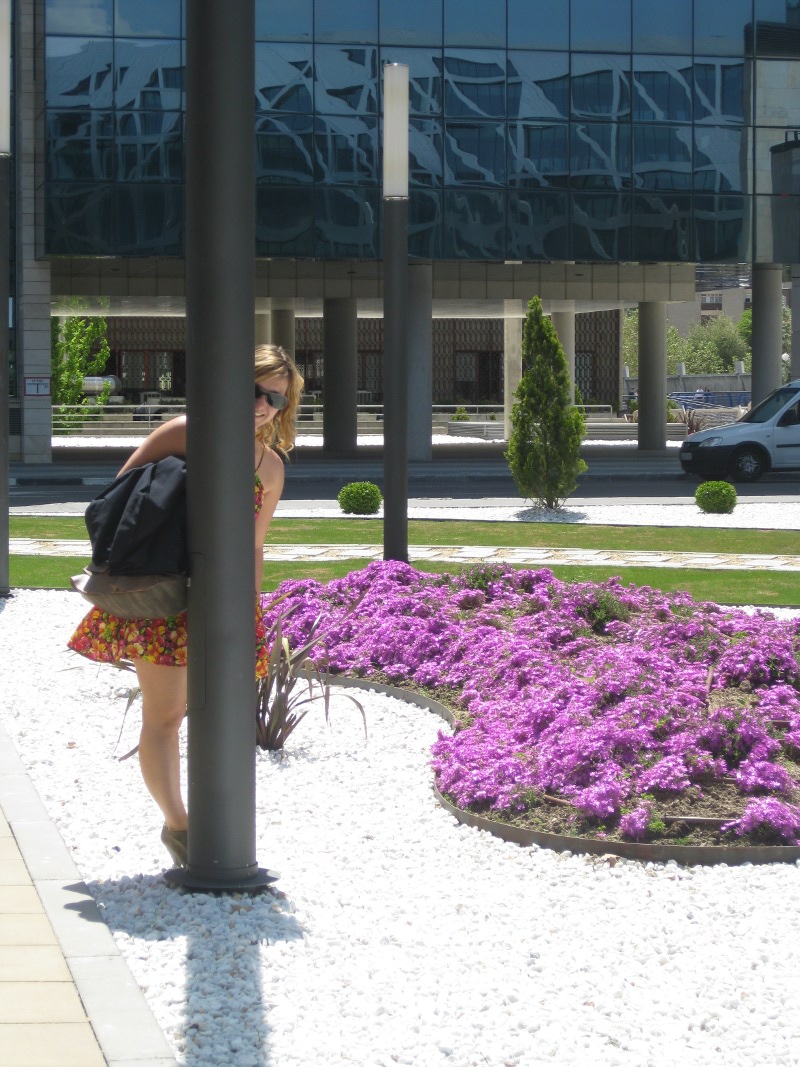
[
  {"xmin": 254, "ymin": 448, "xmax": 285, "ymax": 595},
  {"xmin": 117, "ymin": 416, "xmax": 187, "ymax": 476}
]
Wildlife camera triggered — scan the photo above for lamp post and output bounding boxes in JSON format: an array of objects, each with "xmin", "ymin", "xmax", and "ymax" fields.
[
  {"xmin": 382, "ymin": 63, "xmax": 409, "ymax": 563},
  {"xmin": 0, "ymin": 0, "xmax": 11, "ymax": 598}
]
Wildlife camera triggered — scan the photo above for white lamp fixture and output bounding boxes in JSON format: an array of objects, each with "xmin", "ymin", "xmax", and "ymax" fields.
[
  {"xmin": 0, "ymin": 0, "xmax": 9, "ymax": 154},
  {"xmin": 382, "ymin": 62, "xmax": 408, "ymax": 198}
]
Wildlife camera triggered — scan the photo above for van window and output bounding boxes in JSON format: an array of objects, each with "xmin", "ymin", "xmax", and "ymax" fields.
[{"xmin": 740, "ymin": 385, "xmax": 800, "ymax": 424}]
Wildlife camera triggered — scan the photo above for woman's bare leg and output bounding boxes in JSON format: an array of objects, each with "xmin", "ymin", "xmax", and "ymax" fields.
[{"xmin": 134, "ymin": 660, "xmax": 188, "ymax": 831}]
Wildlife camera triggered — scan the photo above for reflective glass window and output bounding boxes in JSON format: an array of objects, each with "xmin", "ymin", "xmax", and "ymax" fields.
[
  {"xmin": 632, "ymin": 0, "xmax": 692, "ymax": 53},
  {"xmin": 572, "ymin": 55, "xmax": 630, "ymax": 120},
  {"xmin": 632, "ymin": 194, "xmax": 692, "ymax": 260},
  {"xmin": 571, "ymin": 191, "xmax": 631, "ymax": 260},
  {"xmin": 380, "ymin": 0, "xmax": 442, "ymax": 45},
  {"xmin": 315, "ymin": 46, "xmax": 378, "ymax": 114},
  {"xmin": 114, "ymin": 39, "xmax": 182, "ymax": 110},
  {"xmin": 755, "ymin": 0, "xmax": 800, "ymax": 55},
  {"xmin": 315, "ymin": 188, "xmax": 380, "ymax": 258},
  {"xmin": 256, "ymin": 115, "xmax": 314, "ymax": 184},
  {"xmin": 695, "ymin": 0, "xmax": 754, "ymax": 56},
  {"xmin": 380, "ymin": 48, "xmax": 442, "ymax": 116},
  {"xmin": 255, "ymin": 44, "xmax": 313, "ymax": 113},
  {"xmin": 46, "ymin": 183, "xmax": 116, "ymax": 254},
  {"xmin": 444, "ymin": 121, "xmax": 505, "ymax": 185},
  {"xmin": 695, "ymin": 126, "xmax": 748, "ymax": 192},
  {"xmin": 46, "ymin": 0, "xmax": 112, "ymax": 35},
  {"xmin": 115, "ymin": 0, "xmax": 180, "ymax": 37},
  {"xmin": 632, "ymin": 125, "xmax": 692, "ymax": 190},
  {"xmin": 571, "ymin": 0, "xmax": 631, "ymax": 52},
  {"xmin": 508, "ymin": 190, "xmax": 569, "ymax": 259},
  {"xmin": 409, "ymin": 188, "xmax": 443, "ymax": 257},
  {"xmin": 46, "ymin": 111, "xmax": 113, "ymax": 180},
  {"xmin": 115, "ymin": 184, "xmax": 183, "ymax": 255},
  {"xmin": 444, "ymin": 189, "xmax": 505, "ymax": 258},
  {"xmin": 46, "ymin": 38, "xmax": 113, "ymax": 109},
  {"xmin": 443, "ymin": 51, "xmax": 505, "ymax": 118},
  {"xmin": 507, "ymin": 52, "xmax": 569, "ymax": 120},
  {"xmin": 695, "ymin": 194, "xmax": 750, "ymax": 261},
  {"xmin": 443, "ymin": 0, "xmax": 505, "ymax": 47},
  {"xmin": 256, "ymin": 186, "xmax": 314, "ymax": 255},
  {"xmin": 632, "ymin": 57, "xmax": 692, "ymax": 122},
  {"xmin": 315, "ymin": 0, "xmax": 378, "ymax": 43},
  {"xmin": 116, "ymin": 111, "xmax": 182, "ymax": 181},
  {"xmin": 409, "ymin": 119, "xmax": 443, "ymax": 186},
  {"xmin": 255, "ymin": 0, "xmax": 313, "ymax": 41},
  {"xmin": 693, "ymin": 59, "xmax": 746, "ymax": 124},
  {"xmin": 756, "ymin": 128, "xmax": 800, "ymax": 194},
  {"xmin": 571, "ymin": 123, "xmax": 631, "ymax": 190},
  {"xmin": 314, "ymin": 116, "xmax": 378, "ymax": 185},
  {"xmin": 507, "ymin": 122, "xmax": 568, "ymax": 187},
  {"xmin": 507, "ymin": 0, "xmax": 568, "ymax": 49}
]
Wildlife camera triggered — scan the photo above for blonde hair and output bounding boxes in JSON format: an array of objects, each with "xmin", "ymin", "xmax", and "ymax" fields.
[{"xmin": 254, "ymin": 344, "xmax": 304, "ymax": 452}]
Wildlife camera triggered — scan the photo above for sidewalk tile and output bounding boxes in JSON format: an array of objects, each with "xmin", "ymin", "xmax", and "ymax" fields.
[
  {"xmin": 0, "ymin": 945, "xmax": 72, "ymax": 981},
  {"xmin": 0, "ymin": 982, "xmax": 88, "ymax": 1023},
  {"xmin": 0, "ymin": 1022, "xmax": 106, "ymax": 1067},
  {"xmin": 0, "ymin": 858, "xmax": 30, "ymax": 886},
  {"xmin": 0, "ymin": 886, "xmax": 42, "ymax": 913},
  {"xmin": 0, "ymin": 913, "xmax": 58, "ymax": 946}
]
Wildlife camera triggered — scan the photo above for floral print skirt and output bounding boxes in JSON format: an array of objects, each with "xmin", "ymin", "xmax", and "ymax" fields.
[{"xmin": 68, "ymin": 604, "xmax": 270, "ymax": 678}]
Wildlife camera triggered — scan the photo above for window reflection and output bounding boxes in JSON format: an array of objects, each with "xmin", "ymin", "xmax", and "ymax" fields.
[
  {"xmin": 571, "ymin": 123, "xmax": 631, "ymax": 189},
  {"xmin": 46, "ymin": 38, "xmax": 113, "ymax": 109},
  {"xmin": 695, "ymin": 0, "xmax": 754, "ymax": 57},
  {"xmin": 572, "ymin": 55, "xmax": 630, "ymax": 119},
  {"xmin": 444, "ymin": 51, "xmax": 505, "ymax": 118},
  {"xmin": 380, "ymin": 0, "xmax": 442, "ymax": 45},
  {"xmin": 315, "ymin": 46, "xmax": 378, "ymax": 114},
  {"xmin": 694, "ymin": 59, "xmax": 746, "ymax": 124},
  {"xmin": 115, "ymin": 184, "xmax": 183, "ymax": 254},
  {"xmin": 633, "ymin": 125, "xmax": 692, "ymax": 190},
  {"xmin": 444, "ymin": 189, "xmax": 505, "ymax": 258},
  {"xmin": 116, "ymin": 111, "xmax": 182, "ymax": 181},
  {"xmin": 46, "ymin": 0, "xmax": 112, "ymax": 36},
  {"xmin": 314, "ymin": 116, "xmax": 378, "ymax": 184},
  {"xmin": 115, "ymin": 0, "xmax": 180, "ymax": 38},
  {"xmin": 114, "ymin": 39, "xmax": 182, "ymax": 110},
  {"xmin": 256, "ymin": 115, "xmax": 314, "ymax": 184},
  {"xmin": 47, "ymin": 111, "xmax": 113, "ymax": 180},
  {"xmin": 409, "ymin": 188, "xmax": 443, "ymax": 257},
  {"xmin": 315, "ymin": 0, "xmax": 378, "ymax": 43},
  {"xmin": 695, "ymin": 194, "xmax": 750, "ymax": 260},
  {"xmin": 572, "ymin": 192, "xmax": 631, "ymax": 259},
  {"xmin": 507, "ymin": 0, "xmax": 568, "ymax": 50},
  {"xmin": 47, "ymin": 183, "xmax": 115, "ymax": 253},
  {"xmin": 695, "ymin": 126, "xmax": 747, "ymax": 192},
  {"xmin": 507, "ymin": 52, "xmax": 569, "ymax": 120},
  {"xmin": 256, "ymin": 186, "xmax": 313, "ymax": 255},
  {"xmin": 445, "ymin": 122, "xmax": 505, "ymax": 185},
  {"xmin": 632, "ymin": 57, "xmax": 692, "ymax": 122},
  {"xmin": 632, "ymin": 194, "xmax": 691, "ymax": 259},
  {"xmin": 508, "ymin": 190, "xmax": 569, "ymax": 258},
  {"xmin": 255, "ymin": 0, "xmax": 313, "ymax": 42},
  {"xmin": 632, "ymin": 0, "xmax": 692, "ymax": 53},
  {"xmin": 409, "ymin": 119, "xmax": 443, "ymax": 186},
  {"xmin": 255, "ymin": 44, "xmax": 313, "ymax": 112},
  {"xmin": 443, "ymin": 0, "xmax": 505, "ymax": 47},
  {"xmin": 315, "ymin": 188, "xmax": 379, "ymax": 257},
  {"xmin": 508, "ymin": 122, "xmax": 569, "ymax": 187},
  {"xmin": 571, "ymin": 0, "xmax": 631, "ymax": 52}
]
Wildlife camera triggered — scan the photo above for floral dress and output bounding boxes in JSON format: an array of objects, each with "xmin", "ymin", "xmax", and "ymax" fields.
[{"xmin": 68, "ymin": 474, "xmax": 270, "ymax": 677}]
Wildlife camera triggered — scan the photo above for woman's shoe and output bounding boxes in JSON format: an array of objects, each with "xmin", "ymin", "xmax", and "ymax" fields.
[{"xmin": 161, "ymin": 825, "xmax": 188, "ymax": 867}]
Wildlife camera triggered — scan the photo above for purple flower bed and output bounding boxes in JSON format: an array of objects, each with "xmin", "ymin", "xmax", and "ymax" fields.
[{"xmin": 261, "ymin": 561, "xmax": 800, "ymax": 846}]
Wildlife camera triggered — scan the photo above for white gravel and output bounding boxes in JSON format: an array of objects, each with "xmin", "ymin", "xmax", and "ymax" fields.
[{"xmin": 2, "ymin": 589, "xmax": 800, "ymax": 1067}]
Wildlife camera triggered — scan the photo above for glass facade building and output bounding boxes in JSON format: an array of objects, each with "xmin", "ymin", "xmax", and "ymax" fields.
[{"xmin": 42, "ymin": 0, "xmax": 800, "ymax": 263}]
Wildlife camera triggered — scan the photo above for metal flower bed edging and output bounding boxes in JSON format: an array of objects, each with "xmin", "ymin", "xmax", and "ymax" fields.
[{"xmin": 326, "ymin": 675, "xmax": 800, "ymax": 868}]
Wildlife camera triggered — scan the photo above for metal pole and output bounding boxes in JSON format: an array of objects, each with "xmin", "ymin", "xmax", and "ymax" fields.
[
  {"xmin": 167, "ymin": 0, "xmax": 273, "ymax": 891},
  {"xmin": 382, "ymin": 63, "xmax": 409, "ymax": 563},
  {"xmin": 0, "ymin": 152, "xmax": 8, "ymax": 597}
]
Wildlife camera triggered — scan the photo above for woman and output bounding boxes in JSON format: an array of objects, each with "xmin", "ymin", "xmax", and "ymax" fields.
[{"xmin": 68, "ymin": 344, "xmax": 304, "ymax": 866}]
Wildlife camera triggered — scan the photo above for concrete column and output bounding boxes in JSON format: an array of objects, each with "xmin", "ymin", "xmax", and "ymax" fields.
[
  {"xmin": 792, "ymin": 265, "xmax": 800, "ymax": 381},
  {"xmin": 751, "ymin": 264, "xmax": 784, "ymax": 405},
  {"xmin": 270, "ymin": 309, "xmax": 296, "ymax": 357},
  {"xmin": 322, "ymin": 297, "xmax": 358, "ymax": 452},
  {"xmin": 637, "ymin": 301, "xmax": 668, "ymax": 450},
  {"xmin": 407, "ymin": 263, "xmax": 432, "ymax": 461},
  {"xmin": 254, "ymin": 314, "xmax": 271, "ymax": 345},
  {"xmin": 16, "ymin": 0, "xmax": 53, "ymax": 463},
  {"xmin": 503, "ymin": 312, "xmax": 523, "ymax": 440},
  {"xmin": 551, "ymin": 303, "xmax": 576, "ymax": 403}
]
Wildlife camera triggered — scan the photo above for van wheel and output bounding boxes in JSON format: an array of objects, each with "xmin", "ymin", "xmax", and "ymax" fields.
[{"xmin": 729, "ymin": 447, "xmax": 766, "ymax": 482}]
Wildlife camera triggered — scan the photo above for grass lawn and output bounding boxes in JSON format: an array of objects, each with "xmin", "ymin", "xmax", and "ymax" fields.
[
  {"xmin": 10, "ymin": 556, "xmax": 800, "ymax": 607},
  {"xmin": 9, "ymin": 515, "xmax": 800, "ymax": 557}
]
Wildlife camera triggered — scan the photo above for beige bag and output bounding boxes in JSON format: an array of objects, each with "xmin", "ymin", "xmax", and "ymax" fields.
[{"xmin": 71, "ymin": 564, "xmax": 187, "ymax": 620}]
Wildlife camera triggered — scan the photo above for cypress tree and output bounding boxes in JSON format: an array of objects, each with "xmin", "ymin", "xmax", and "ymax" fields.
[{"xmin": 505, "ymin": 296, "xmax": 587, "ymax": 509}]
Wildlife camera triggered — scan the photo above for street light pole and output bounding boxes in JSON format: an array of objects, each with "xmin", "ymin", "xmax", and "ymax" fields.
[
  {"xmin": 0, "ymin": 0, "xmax": 11, "ymax": 598},
  {"xmin": 382, "ymin": 63, "xmax": 409, "ymax": 563}
]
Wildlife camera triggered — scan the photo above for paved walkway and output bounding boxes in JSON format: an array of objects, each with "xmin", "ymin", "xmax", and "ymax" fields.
[{"xmin": 10, "ymin": 537, "xmax": 800, "ymax": 572}]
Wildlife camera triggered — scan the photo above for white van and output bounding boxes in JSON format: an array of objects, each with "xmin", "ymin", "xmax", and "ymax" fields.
[{"xmin": 679, "ymin": 380, "xmax": 800, "ymax": 482}]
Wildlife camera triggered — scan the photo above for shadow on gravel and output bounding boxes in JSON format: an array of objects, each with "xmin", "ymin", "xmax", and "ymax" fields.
[{"xmin": 81, "ymin": 873, "xmax": 304, "ymax": 1066}]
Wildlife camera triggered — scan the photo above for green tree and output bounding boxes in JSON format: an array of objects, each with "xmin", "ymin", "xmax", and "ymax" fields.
[
  {"xmin": 505, "ymin": 296, "xmax": 587, "ymax": 510},
  {"xmin": 51, "ymin": 315, "xmax": 112, "ymax": 417},
  {"xmin": 684, "ymin": 315, "xmax": 748, "ymax": 374},
  {"xmin": 622, "ymin": 308, "xmax": 686, "ymax": 375}
]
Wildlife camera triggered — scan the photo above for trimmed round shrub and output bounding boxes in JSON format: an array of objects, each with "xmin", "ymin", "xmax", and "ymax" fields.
[
  {"xmin": 695, "ymin": 480, "xmax": 737, "ymax": 514},
  {"xmin": 337, "ymin": 481, "xmax": 383, "ymax": 515}
]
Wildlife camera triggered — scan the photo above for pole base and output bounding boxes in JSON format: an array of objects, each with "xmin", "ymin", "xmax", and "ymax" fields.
[{"xmin": 164, "ymin": 865, "xmax": 279, "ymax": 893}]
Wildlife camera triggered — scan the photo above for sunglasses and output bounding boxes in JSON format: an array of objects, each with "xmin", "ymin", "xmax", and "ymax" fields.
[{"xmin": 254, "ymin": 384, "xmax": 288, "ymax": 410}]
